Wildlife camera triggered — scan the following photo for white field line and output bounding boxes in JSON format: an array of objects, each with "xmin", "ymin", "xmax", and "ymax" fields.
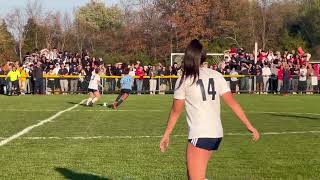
[
  {"xmin": 0, "ymin": 100, "xmax": 86, "ymax": 147},
  {"xmin": 0, "ymin": 131, "xmax": 319, "ymax": 140}
]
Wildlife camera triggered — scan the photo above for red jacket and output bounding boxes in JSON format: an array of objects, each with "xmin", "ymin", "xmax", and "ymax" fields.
[
  {"xmin": 277, "ymin": 68, "xmax": 283, "ymax": 80},
  {"xmin": 135, "ymin": 68, "xmax": 145, "ymax": 80}
]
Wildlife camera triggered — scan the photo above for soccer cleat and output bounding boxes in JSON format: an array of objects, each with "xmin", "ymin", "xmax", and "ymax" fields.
[
  {"xmin": 112, "ymin": 102, "xmax": 118, "ymax": 110},
  {"xmin": 86, "ymin": 101, "xmax": 93, "ymax": 107}
]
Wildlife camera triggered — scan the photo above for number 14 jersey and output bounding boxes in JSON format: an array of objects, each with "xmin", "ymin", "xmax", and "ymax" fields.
[{"xmin": 174, "ymin": 67, "xmax": 231, "ymax": 139}]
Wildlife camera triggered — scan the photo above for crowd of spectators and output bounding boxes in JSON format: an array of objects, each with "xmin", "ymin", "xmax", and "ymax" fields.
[
  {"xmin": 215, "ymin": 47, "xmax": 320, "ymax": 95},
  {"xmin": 0, "ymin": 48, "xmax": 179, "ymax": 96},
  {"xmin": 0, "ymin": 47, "xmax": 320, "ymax": 96}
]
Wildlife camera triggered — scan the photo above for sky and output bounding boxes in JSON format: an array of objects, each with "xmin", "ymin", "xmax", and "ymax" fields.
[{"xmin": 0, "ymin": 0, "xmax": 119, "ymax": 18}]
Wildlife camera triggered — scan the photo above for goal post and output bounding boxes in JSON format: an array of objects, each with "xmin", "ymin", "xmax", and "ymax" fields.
[{"xmin": 170, "ymin": 53, "xmax": 225, "ymax": 67}]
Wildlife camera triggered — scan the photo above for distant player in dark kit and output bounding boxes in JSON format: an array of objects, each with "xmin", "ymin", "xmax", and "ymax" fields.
[
  {"xmin": 112, "ymin": 68, "xmax": 134, "ymax": 109},
  {"xmin": 86, "ymin": 68, "xmax": 101, "ymax": 106}
]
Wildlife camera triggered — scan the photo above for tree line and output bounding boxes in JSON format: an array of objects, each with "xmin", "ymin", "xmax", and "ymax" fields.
[{"xmin": 0, "ymin": 0, "xmax": 319, "ymax": 65}]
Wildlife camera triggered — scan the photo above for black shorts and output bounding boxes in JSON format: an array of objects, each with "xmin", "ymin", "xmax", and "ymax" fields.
[
  {"xmin": 121, "ymin": 89, "xmax": 131, "ymax": 94},
  {"xmin": 88, "ymin": 88, "xmax": 98, "ymax": 93},
  {"xmin": 188, "ymin": 138, "xmax": 222, "ymax": 151}
]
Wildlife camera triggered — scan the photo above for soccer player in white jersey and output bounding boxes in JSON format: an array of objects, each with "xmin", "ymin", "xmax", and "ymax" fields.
[
  {"xmin": 86, "ymin": 68, "xmax": 101, "ymax": 106},
  {"xmin": 160, "ymin": 39, "xmax": 260, "ymax": 180}
]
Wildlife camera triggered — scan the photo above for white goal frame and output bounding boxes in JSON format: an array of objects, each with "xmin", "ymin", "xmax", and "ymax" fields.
[{"xmin": 170, "ymin": 53, "xmax": 225, "ymax": 66}]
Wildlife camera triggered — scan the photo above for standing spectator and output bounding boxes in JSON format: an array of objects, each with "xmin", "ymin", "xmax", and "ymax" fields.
[
  {"xmin": 79, "ymin": 66, "xmax": 87, "ymax": 93},
  {"xmin": 291, "ymin": 64, "xmax": 300, "ymax": 94},
  {"xmin": 158, "ymin": 66, "xmax": 168, "ymax": 95},
  {"xmin": 306, "ymin": 64, "xmax": 314, "ymax": 94},
  {"xmin": 143, "ymin": 66, "xmax": 149, "ymax": 93},
  {"xmin": 105, "ymin": 64, "xmax": 115, "ymax": 93},
  {"xmin": 0, "ymin": 66, "xmax": 6, "ymax": 94},
  {"xmin": 230, "ymin": 68, "xmax": 239, "ymax": 94},
  {"xmin": 58, "ymin": 64, "xmax": 69, "ymax": 94},
  {"xmin": 32, "ymin": 62, "xmax": 44, "ymax": 94},
  {"xmin": 282, "ymin": 63, "xmax": 291, "ymax": 96},
  {"xmin": 69, "ymin": 65, "xmax": 80, "ymax": 94},
  {"xmin": 270, "ymin": 64, "xmax": 278, "ymax": 94},
  {"xmin": 298, "ymin": 64, "xmax": 307, "ymax": 94},
  {"xmin": 248, "ymin": 64, "xmax": 254, "ymax": 93},
  {"xmin": 171, "ymin": 63, "xmax": 179, "ymax": 90},
  {"xmin": 277, "ymin": 65, "xmax": 284, "ymax": 94},
  {"xmin": 262, "ymin": 64, "xmax": 271, "ymax": 94},
  {"xmin": 256, "ymin": 68, "xmax": 264, "ymax": 94},
  {"xmin": 135, "ymin": 66, "xmax": 144, "ymax": 95},
  {"xmin": 6, "ymin": 65, "xmax": 21, "ymax": 96},
  {"xmin": 25, "ymin": 64, "xmax": 32, "ymax": 94},
  {"xmin": 313, "ymin": 64, "xmax": 320, "ymax": 93},
  {"xmin": 240, "ymin": 63, "xmax": 249, "ymax": 93},
  {"xmin": 19, "ymin": 66, "xmax": 28, "ymax": 95},
  {"xmin": 148, "ymin": 66, "xmax": 157, "ymax": 95},
  {"xmin": 46, "ymin": 69, "xmax": 56, "ymax": 94}
]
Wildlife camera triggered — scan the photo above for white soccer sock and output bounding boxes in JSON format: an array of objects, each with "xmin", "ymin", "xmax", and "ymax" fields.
[
  {"xmin": 92, "ymin": 97, "xmax": 98, "ymax": 104},
  {"xmin": 86, "ymin": 98, "xmax": 93, "ymax": 105}
]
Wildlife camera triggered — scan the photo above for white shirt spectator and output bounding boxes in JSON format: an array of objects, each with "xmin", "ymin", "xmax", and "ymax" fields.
[
  {"xmin": 53, "ymin": 67, "xmax": 60, "ymax": 75},
  {"xmin": 262, "ymin": 67, "xmax": 271, "ymax": 77},
  {"xmin": 129, "ymin": 70, "xmax": 135, "ymax": 77},
  {"xmin": 230, "ymin": 70, "xmax": 238, "ymax": 82},
  {"xmin": 299, "ymin": 68, "xmax": 307, "ymax": 81}
]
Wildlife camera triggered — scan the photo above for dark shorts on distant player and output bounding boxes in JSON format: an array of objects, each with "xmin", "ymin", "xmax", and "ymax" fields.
[
  {"xmin": 188, "ymin": 138, "xmax": 222, "ymax": 151},
  {"xmin": 88, "ymin": 88, "xmax": 99, "ymax": 93},
  {"xmin": 121, "ymin": 89, "xmax": 131, "ymax": 94}
]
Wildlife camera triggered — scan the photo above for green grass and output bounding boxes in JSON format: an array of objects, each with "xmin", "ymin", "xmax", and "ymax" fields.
[{"xmin": 0, "ymin": 94, "xmax": 319, "ymax": 179}]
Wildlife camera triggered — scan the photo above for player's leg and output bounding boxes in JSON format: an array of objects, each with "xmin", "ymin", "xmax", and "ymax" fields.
[
  {"xmin": 86, "ymin": 91, "xmax": 95, "ymax": 106},
  {"xmin": 91, "ymin": 91, "xmax": 101, "ymax": 104},
  {"xmin": 116, "ymin": 93, "xmax": 129, "ymax": 107},
  {"xmin": 186, "ymin": 143, "xmax": 212, "ymax": 180}
]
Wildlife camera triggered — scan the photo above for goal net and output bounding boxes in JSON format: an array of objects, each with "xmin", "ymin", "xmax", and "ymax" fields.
[{"xmin": 170, "ymin": 53, "xmax": 225, "ymax": 67}]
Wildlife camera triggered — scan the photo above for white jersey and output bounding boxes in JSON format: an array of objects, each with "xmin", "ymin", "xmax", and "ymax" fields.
[
  {"xmin": 174, "ymin": 67, "xmax": 231, "ymax": 139},
  {"xmin": 88, "ymin": 74, "xmax": 100, "ymax": 90}
]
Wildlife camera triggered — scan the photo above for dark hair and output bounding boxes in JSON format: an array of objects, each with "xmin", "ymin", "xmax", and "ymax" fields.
[
  {"xmin": 123, "ymin": 67, "xmax": 130, "ymax": 74},
  {"xmin": 95, "ymin": 68, "xmax": 100, "ymax": 74},
  {"xmin": 178, "ymin": 39, "xmax": 206, "ymax": 88}
]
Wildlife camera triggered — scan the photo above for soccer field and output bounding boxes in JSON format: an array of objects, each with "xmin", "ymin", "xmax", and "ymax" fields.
[{"xmin": 0, "ymin": 95, "xmax": 319, "ymax": 179}]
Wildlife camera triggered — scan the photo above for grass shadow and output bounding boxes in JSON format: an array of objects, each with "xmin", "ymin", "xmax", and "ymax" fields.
[
  {"xmin": 55, "ymin": 167, "xmax": 110, "ymax": 180},
  {"xmin": 266, "ymin": 113, "xmax": 320, "ymax": 120},
  {"xmin": 67, "ymin": 102, "xmax": 80, "ymax": 105}
]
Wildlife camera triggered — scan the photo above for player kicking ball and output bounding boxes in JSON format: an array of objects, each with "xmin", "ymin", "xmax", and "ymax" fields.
[
  {"xmin": 86, "ymin": 68, "xmax": 101, "ymax": 107},
  {"xmin": 160, "ymin": 39, "xmax": 260, "ymax": 180},
  {"xmin": 111, "ymin": 68, "xmax": 134, "ymax": 110}
]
